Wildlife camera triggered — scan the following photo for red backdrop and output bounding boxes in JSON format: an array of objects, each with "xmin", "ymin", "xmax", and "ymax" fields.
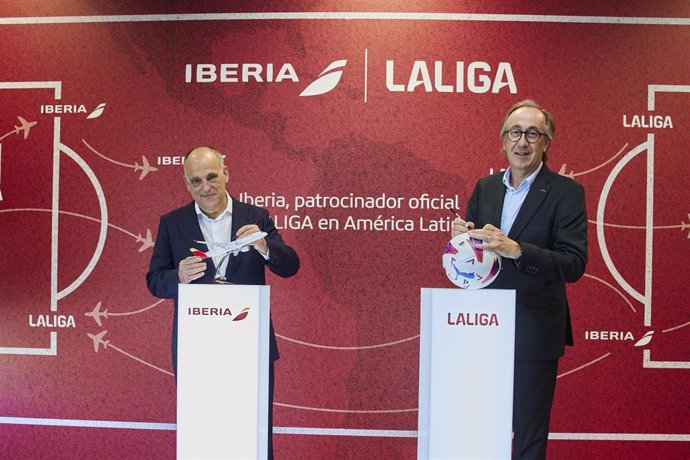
[{"xmin": 1, "ymin": 2, "xmax": 689, "ymax": 458}]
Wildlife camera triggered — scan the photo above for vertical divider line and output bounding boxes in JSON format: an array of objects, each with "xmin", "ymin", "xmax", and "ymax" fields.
[{"xmin": 364, "ymin": 49, "xmax": 368, "ymax": 102}]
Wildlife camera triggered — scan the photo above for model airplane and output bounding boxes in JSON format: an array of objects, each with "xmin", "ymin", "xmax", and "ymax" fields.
[
  {"xmin": 87, "ymin": 330, "xmax": 110, "ymax": 353},
  {"xmin": 189, "ymin": 231, "xmax": 268, "ymax": 259}
]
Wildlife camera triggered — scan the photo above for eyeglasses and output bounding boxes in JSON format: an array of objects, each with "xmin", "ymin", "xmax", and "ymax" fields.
[
  {"xmin": 504, "ymin": 128, "xmax": 547, "ymax": 144},
  {"xmin": 185, "ymin": 173, "xmax": 221, "ymax": 188}
]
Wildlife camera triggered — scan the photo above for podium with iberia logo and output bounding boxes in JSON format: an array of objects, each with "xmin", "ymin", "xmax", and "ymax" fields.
[
  {"xmin": 177, "ymin": 284, "xmax": 270, "ymax": 459},
  {"xmin": 417, "ymin": 288, "xmax": 516, "ymax": 459}
]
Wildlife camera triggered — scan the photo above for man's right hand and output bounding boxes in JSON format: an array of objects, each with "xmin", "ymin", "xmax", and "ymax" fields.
[
  {"xmin": 178, "ymin": 256, "xmax": 206, "ymax": 283},
  {"xmin": 451, "ymin": 217, "xmax": 475, "ymax": 238}
]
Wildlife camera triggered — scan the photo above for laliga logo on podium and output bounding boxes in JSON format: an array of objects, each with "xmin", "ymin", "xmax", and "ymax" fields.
[{"xmin": 447, "ymin": 312, "xmax": 499, "ymax": 327}]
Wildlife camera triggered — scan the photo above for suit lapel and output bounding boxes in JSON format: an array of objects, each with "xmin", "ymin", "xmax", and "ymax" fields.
[
  {"xmin": 507, "ymin": 166, "xmax": 553, "ymax": 240},
  {"xmin": 180, "ymin": 202, "xmax": 206, "ymax": 243},
  {"xmin": 486, "ymin": 175, "xmax": 505, "ymax": 227}
]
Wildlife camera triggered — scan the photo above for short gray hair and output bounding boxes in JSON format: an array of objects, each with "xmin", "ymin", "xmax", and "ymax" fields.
[{"xmin": 500, "ymin": 99, "xmax": 555, "ymax": 140}]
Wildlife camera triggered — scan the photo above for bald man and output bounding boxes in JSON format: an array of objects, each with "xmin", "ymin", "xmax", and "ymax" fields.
[{"xmin": 147, "ymin": 146, "xmax": 300, "ymax": 458}]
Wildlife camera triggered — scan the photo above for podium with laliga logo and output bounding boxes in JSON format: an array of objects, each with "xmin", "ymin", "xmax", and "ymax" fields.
[
  {"xmin": 417, "ymin": 288, "xmax": 516, "ymax": 459},
  {"xmin": 177, "ymin": 284, "xmax": 271, "ymax": 459}
]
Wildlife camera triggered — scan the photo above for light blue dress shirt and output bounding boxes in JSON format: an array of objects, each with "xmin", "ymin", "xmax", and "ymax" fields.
[{"xmin": 500, "ymin": 162, "xmax": 543, "ymax": 235}]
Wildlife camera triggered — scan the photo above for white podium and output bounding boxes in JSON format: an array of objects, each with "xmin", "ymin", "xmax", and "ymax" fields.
[
  {"xmin": 418, "ymin": 288, "xmax": 516, "ymax": 460},
  {"xmin": 177, "ymin": 284, "xmax": 270, "ymax": 459}
]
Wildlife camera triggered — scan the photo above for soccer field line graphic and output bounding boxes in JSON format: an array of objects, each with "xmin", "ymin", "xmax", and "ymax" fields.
[
  {"xmin": 0, "ymin": 72, "xmax": 687, "ymax": 439},
  {"xmin": 0, "ymin": 79, "xmax": 687, "ymax": 365},
  {"xmin": 595, "ymin": 84, "xmax": 690, "ymax": 369}
]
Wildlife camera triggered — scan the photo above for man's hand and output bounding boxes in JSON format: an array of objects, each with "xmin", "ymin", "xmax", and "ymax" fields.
[
  {"xmin": 236, "ymin": 224, "xmax": 269, "ymax": 256},
  {"xmin": 469, "ymin": 224, "xmax": 522, "ymax": 260},
  {"xmin": 178, "ymin": 256, "xmax": 206, "ymax": 283},
  {"xmin": 451, "ymin": 217, "xmax": 475, "ymax": 238}
]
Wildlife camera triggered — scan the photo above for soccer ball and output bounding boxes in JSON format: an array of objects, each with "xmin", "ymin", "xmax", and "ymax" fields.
[{"xmin": 443, "ymin": 233, "xmax": 502, "ymax": 289}]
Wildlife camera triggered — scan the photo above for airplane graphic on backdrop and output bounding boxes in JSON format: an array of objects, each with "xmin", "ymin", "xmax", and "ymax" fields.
[
  {"xmin": 14, "ymin": 116, "xmax": 36, "ymax": 139},
  {"xmin": 86, "ymin": 330, "xmax": 109, "ymax": 353},
  {"xmin": 135, "ymin": 229, "xmax": 154, "ymax": 252},
  {"xmin": 85, "ymin": 302, "xmax": 108, "ymax": 327},
  {"xmin": 189, "ymin": 231, "xmax": 268, "ymax": 259},
  {"xmin": 133, "ymin": 156, "xmax": 156, "ymax": 180}
]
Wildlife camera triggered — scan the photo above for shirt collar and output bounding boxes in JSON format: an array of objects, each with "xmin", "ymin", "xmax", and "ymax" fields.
[
  {"xmin": 502, "ymin": 162, "xmax": 544, "ymax": 191},
  {"xmin": 194, "ymin": 192, "xmax": 233, "ymax": 221}
]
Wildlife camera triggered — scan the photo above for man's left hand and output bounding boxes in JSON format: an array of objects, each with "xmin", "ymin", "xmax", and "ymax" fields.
[
  {"xmin": 469, "ymin": 224, "xmax": 522, "ymax": 259},
  {"xmin": 236, "ymin": 224, "xmax": 269, "ymax": 256}
]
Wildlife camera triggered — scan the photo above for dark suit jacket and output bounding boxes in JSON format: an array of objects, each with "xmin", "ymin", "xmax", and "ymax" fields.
[
  {"xmin": 146, "ymin": 197, "xmax": 300, "ymax": 372},
  {"xmin": 466, "ymin": 165, "xmax": 587, "ymax": 361}
]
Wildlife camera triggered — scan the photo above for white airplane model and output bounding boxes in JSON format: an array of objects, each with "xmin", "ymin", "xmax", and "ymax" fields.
[{"xmin": 189, "ymin": 231, "xmax": 267, "ymax": 259}]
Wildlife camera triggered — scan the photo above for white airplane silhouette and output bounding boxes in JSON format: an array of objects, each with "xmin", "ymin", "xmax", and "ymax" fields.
[
  {"xmin": 135, "ymin": 229, "xmax": 154, "ymax": 252},
  {"xmin": 87, "ymin": 330, "xmax": 110, "ymax": 353},
  {"xmin": 85, "ymin": 302, "xmax": 108, "ymax": 326},
  {"xmin": 14, "ymin": 116, "xmax": 37, "ymax": 140},
  {"xmin": 190, "ymin": 231, "xmax": 268, "ymax": 259},
  {"xmin": 133, "ymin": 155, "xmax": 158, "ymax": 180}
]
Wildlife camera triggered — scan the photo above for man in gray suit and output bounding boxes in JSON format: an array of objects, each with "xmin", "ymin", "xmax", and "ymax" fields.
[{"xmin": 451, "ymin": 100, "xmax": 588, "ymax": 459}]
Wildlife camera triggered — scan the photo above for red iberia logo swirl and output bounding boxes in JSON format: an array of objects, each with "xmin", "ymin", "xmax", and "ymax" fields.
[{"xmin": 233, "ymin": 307, "xmax": 251, "ymax": 322}]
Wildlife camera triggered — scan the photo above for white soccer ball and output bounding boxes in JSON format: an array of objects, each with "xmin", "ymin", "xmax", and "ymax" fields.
[{"xmin": 443, "ymin": 232, "xmax": 502, "ymax": 289}]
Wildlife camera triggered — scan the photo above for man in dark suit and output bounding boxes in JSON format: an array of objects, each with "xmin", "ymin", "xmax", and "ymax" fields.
[
  {"xmin": 146, "ymin": 146, "xmax": 300, "ymax": 458},
  {"xmin": 451, "ymin": 100, "xmax": 587, "ymax": 459}
]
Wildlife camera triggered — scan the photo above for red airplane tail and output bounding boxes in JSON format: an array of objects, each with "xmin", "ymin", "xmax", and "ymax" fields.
[{"xmin": 189, "ymin": 248, "xmax": 209, "ymax": 259}]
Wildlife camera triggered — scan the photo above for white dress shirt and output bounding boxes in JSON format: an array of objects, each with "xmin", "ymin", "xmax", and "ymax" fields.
[{"xmin": 195, "ymin": 192, "xmax": 233, "ymax": 277}]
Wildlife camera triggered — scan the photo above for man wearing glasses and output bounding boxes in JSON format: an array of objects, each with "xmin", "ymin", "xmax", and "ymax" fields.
[
  {"xmin": 451, "ymin": 100, "xmax": 588, "ymax": 459},
  {"xmin": 146, "ymin": 146, "xmax": 300, "ymax": 458}
]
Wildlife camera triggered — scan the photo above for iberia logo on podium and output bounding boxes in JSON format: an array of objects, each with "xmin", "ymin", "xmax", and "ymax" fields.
[
  {"xmin": 233, "ymin": 307, "xmax": 251, "ymax": 322},
  {"xmin": 186, "ymin": 306, "xmax": 251, "ymax": 321}
]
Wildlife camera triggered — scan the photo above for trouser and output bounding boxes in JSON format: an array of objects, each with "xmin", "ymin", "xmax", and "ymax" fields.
[{"xmin": 512, "ymin": 359, "xmax": 559, "ymax": 460}]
